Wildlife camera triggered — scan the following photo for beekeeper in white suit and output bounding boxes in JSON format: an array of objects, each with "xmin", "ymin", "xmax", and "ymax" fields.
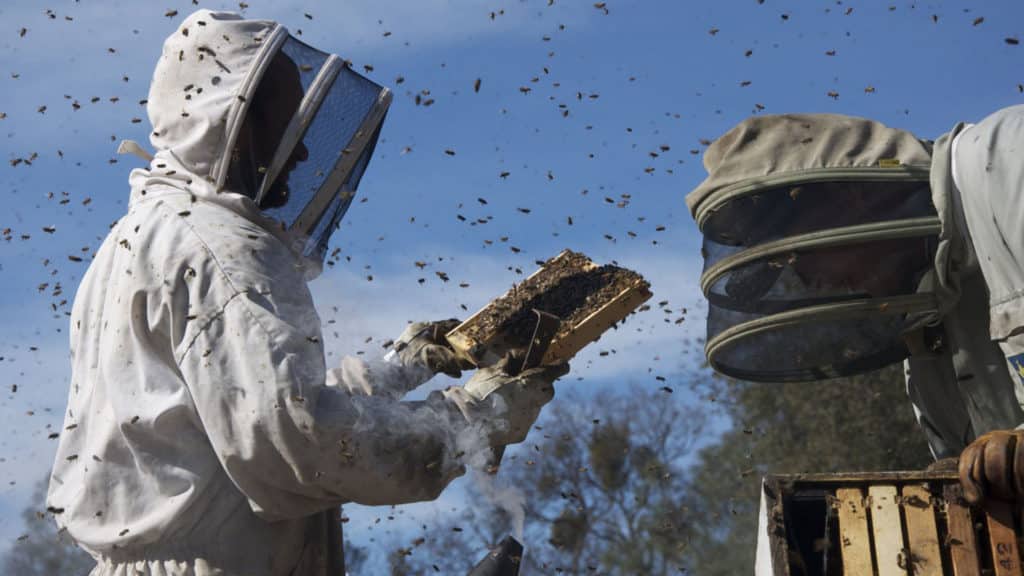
[
  {"xmin": 687, "ymin": 104, "xmax": 1024, "ymax": 509},
  {"xmin": 47, "ymin": 9, "xmax": 567, "ymax": 575}
]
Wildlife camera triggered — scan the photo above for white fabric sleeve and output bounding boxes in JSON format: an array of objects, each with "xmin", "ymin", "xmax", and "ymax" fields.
[
  {"xmin": 326, "ymin": 355, "xmax": 433, "ymax": 400},
  {"xmin": 952, "ymin": 106, "xmax": 1024, "ymax": 340},
  {"xmin": 177, "ymin": 287, "xmax": 475, "ymax": 521}
]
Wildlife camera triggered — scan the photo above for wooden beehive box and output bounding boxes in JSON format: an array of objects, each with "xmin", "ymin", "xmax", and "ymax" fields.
[
  {"xmin": 757, "ymin": 471, "xmax": 1024, "ymax": 576},
  {"xmin": 446, "ymin": 249, "xmax": 652, "ymax": 368}
]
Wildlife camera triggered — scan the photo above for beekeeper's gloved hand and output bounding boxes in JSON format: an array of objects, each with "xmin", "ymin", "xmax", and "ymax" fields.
[
  {"xmin": 958, "ymin": 429, "xmax": 1024, "ymax": 506},
  {"xmin": 447, "ymin": 355, "xmax": 569, "ymax": 447},
  {"xmin": 392, "ymin": 319, "xmax": 472, "ymax": 378}
]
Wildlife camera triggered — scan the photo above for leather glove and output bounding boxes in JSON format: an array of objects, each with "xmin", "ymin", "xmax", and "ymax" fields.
[
  {"xmin": 450, "ymin": 355, "xmax": 569, "ymax": 446},
  {"xmin": 958, "ymin": 429, "xmax": 1024, "ymax": 505},
  {"xmin": 392, "ymin": 319, "xmax": 472, "ymax": 378}
]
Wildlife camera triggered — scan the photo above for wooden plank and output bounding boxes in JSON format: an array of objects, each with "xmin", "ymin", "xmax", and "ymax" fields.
[
  {"xmin": 445, "ymin": 249, "xmax": 651, "ymax": 366},
  {"xmin": 942, "ymin": 485, "xmax": 981, "ymax": 576},
  {"xmin": 900, "ymin": 484, "xmax": 943, "ymax": 576},
  {"xmin": 869, "ymin": 485, "xmax": 908, "ymax": 576},
  {"xmin": 767, "ymin": 471, "xmax": 960, "ymax": 485},
  {"xmin": 835, "ymin": 487, "xmax": 874, "ymax": 576},
  {"xmin": 541, "ymin": 280, "xmax": 652, "ymax": 364},
  {"xmin": 760, "ymin": 479, "xmax": 792, "ymax": 576},
  {"xmin": 985, "ymin": 500, "xmax": 1022, "ymax": 576}
]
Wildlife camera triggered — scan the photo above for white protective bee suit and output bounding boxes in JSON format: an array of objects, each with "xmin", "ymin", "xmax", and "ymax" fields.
[
  {"xmin": 906, "ymin": 104, "xmax": 1024, "ymax": 458},
  {"xmin": 47, "ymin": 10, "xmax": 563, "ymax": 576}
]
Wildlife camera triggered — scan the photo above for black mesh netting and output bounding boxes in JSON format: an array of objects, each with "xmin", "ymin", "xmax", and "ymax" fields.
[
  {"xmin": 706, "ymin": 305, "xmax": 913, "ymax": 381},
  {"xmin": 304, "ymin": 123, "xmax": 382, "ymax": 261},
  {"xmin": 258, "ymin": 37, "xmax": 386, "ymax": 236},
  {"xmin": 697, "ymin": 179, "xmax": 939, "ymax": 382},
  {"xmin": 700, "ymin": 179, "xmax": 934, "ymax": 247},
  {"xmin": 704, "ymin": 235, "xmax": 934, "ymax": 314}
]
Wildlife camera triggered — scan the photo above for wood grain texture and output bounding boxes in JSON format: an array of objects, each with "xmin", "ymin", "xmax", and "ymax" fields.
[
  {"xmin": 445, "ymin": 249, "xmax": 651, "ymax": 366},
  {"xmin": 868, "ymin": 485, "xmax": 907, "ymax": 576},
  {"xmin": 836, "ymin": 487, "xmax": 874, "ymax": 576},
  {"xmin": 942, "ymin": 485, "xmax": 981, "ymax": 576},
  {"xmin": 985, "ymin": 500, "xmax": 1022, "ymax": 576},
  {"xmin": 900, "ymin": 484, "xmax": 943, "ymax": 576}
]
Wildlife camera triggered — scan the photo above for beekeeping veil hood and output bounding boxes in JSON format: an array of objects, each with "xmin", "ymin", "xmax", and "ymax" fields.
[
  {"xmin": 687, "ymin": 114, "xmax": 946, "ymax": 382},
  {"xmin": 131, "ymin": 9, "xmax": 390, "ymax": 276}
]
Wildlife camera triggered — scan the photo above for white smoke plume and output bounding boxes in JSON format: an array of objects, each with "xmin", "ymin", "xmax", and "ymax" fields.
[
  {"xmin": 329, "ymin": 352, "xmax": 529, "ymax": 542},
  {"xmin": 450, "ymin": 392, "xmax": 528, "ymax": 542},
  {"xmin": 472, "ymin": 469, "xmax": 526, "ymax": 542}
]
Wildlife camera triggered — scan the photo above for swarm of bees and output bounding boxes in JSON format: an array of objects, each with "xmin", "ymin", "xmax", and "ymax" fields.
[{"xmin": 1, "ymin": 2, "xmax": 1019, "ymax": 571}]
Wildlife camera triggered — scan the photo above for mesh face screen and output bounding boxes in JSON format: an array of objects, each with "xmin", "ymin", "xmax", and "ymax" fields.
[
  {"xmin": 239, "ymin": 37, "xmax": 387, "ymax": 263},
  {"xmin": 280, "ymin": 38, "xmax": 328, "ymax": 93},
  {"xmin": 706, "ymin": 304, "xmax": 914, "ymax": 381},
  {"xmin": 702, "ymin": 181, "xmax": 934, "ymax": 247},
  {"xmin": 704, "ymin": 236, "xmax": 934, "ymax": 314},
  {"xmin": 303, "ymin": 124, "xmax": 382, "ymax": 262},
  {"xmin": 697, "ymin": 179, "xmax": 939, "ymax": 382}
]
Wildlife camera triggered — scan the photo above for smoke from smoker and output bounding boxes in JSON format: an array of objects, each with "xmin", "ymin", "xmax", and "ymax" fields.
[
  {"xmin": 327, "ymin": 351, "xmax": 529, "ymax": 542},
  {"xmin": 472, "ymin": 470, "xmax": 526, "ymax": 541},
  {"xmin": 457, "ymin": 404, "xmax": 527, "ymax": 542},
  {"xmin": 328, "ymin": 355, "xmax": 434, "ymax": 400}
]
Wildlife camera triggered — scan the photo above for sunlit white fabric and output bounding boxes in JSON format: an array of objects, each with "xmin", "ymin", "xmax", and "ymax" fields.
[
  {"xmin": 47, "ymin": 10, "xmax": 479, "ymax": 576},
  {"xmin": 249, "ymin": 38, "xmax": 389, "ymax": 268},
  {"xmin": 901, "ymin": 106, "xmax": 1024, "ymax": 458}
]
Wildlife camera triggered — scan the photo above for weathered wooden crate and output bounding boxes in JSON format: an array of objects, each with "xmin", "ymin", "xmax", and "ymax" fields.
[
  {"xmin": 757, "ymin": 471, "xmax": 1024, "ymax": 576},
  {"xmin": 445, "ymin": 249, "xmax": 651, "ymax": 368}
]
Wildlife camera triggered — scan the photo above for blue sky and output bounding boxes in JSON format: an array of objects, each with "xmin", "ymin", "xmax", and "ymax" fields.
[{"xmin": 1, "ymin": 0, "xmax": 1022, "ymax": 562}]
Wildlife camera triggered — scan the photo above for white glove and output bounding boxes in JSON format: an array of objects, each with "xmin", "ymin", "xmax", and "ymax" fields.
[
  {"xmin": 447, "ymin": 355, "xmax": 569, "ymax": 447},
  {"xmin": 391, "ymin": 319, "xmax": 470, "ymax": 378}
]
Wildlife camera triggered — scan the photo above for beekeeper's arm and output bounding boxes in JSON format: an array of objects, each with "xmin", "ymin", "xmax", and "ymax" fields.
[
  {"xmin": 179, "ymin": 285, "xmax": 486, "ymax": 521},
  {"xmin": 327, "ymin": 319, "xmax": 470, "ymax": 401},
  {"xmin": 941, "ymin": 105, "xmax": 1024, "ymax": 505}
]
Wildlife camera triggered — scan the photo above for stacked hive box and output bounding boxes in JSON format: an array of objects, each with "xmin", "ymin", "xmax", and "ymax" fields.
[{"xmin": 757, "ymin": 472, "xmax": 1023, "ymax": 576}]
